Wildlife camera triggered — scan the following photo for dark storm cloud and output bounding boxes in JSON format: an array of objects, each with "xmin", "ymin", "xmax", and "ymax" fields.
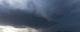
[
  {"xmin": 0, "ymin": 0, "xmax": 80, "ymax": 32},
  {"xmin": 0, "ymin": 0, "xmax": 57, "ymax": 28}
]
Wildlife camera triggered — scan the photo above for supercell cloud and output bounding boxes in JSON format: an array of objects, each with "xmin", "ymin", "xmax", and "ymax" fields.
[
  {"xmin": 0, "ymin": 0, "xmax": 80, "ymax": 32},
  {"xmin": 0, "ymin": 0, "xmax": 56, "ymax": 28}
]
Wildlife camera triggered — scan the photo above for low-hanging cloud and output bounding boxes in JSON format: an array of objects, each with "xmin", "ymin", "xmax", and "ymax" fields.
[
  {"xmin": 0, "ymin": 0, "xmax": 80, "ymax": 32},
  {"xmin": 0, "ymin": 0, "xmax": 56, "ymax": 28}
]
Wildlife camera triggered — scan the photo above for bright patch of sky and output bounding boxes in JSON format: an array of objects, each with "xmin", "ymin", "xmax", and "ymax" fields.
[{"xmin": 0, "ymin": 0, "xmax": 32, "ymax": 10}]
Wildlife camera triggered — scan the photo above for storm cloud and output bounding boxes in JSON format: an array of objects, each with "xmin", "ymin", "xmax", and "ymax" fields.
[{"xmin": 0, "ymin": 0, "xmax": 80, "ymax": 32}]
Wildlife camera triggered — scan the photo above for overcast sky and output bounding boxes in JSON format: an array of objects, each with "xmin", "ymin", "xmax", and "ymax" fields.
[{"xmin": 0, "ymin": 0, "xmax": 80, "ymax": 32}]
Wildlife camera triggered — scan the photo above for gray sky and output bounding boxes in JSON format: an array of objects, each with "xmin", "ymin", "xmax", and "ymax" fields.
[{"xmin": 0, "ymin": 0, "xmax": 80, "ymax": 32}]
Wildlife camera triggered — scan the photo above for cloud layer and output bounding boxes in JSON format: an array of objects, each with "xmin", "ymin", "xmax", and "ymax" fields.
[{"xmin": 0, "ymin": 0, "xmax": 80, "ymax": 32}]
